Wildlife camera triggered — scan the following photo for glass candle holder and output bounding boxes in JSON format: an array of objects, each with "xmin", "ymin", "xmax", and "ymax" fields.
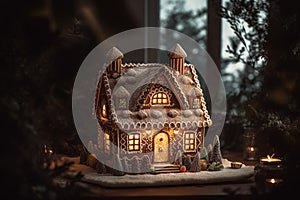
[
  {"xmin": 243, "ymin": 127, "xmax": 258, "ymax": 160},
  {"xmin": 264, "ymin": 178, "xmax": 284, "ymax": 194}
]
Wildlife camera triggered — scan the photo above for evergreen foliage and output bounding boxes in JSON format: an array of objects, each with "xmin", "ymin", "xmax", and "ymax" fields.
[
  {"xmin": 200, "ymin": 146, "xmax": 208, "ymax": 162},
  {"xmin": 190, "ymin": 152, "xmax": 201, "ymax": 172},
  {"xmin": 182, "ymin": 155, "xmax": 192, "ymax": 170},
  {"xmin": 174, "ymin": 150, "xmax": 183, "ymax": 166},
  {"xmin": 209, "ymin": 135, "xmax": 223, "ymax": 164}
]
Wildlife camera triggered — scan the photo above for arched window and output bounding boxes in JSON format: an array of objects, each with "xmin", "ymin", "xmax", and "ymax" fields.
[
  {"xmin": 102, "ymin": 104, "xmax": 107, "ymax": 118},
  {"xmin": 152, "ymin": 92, "xmax": 169, "ymax": 105},
  {"xmin": 104, "ymin": 133, "xmax": 110, "ymax": 153}
]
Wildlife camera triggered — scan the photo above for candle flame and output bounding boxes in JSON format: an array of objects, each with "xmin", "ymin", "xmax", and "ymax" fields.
[
  {"xmin": 270, "ymin": 178, "xmax": 275, "ymax": 183},
  {"xmin": 271, "ymin": 153, "xmax": 275, "ymax": 158},
  {"xmin": 250, "ymin": 147, "xmax": 254, "ymax": 152},
  {"xmin": 267, "ymin": 153, "xmax": 275, "ymax": 160}
]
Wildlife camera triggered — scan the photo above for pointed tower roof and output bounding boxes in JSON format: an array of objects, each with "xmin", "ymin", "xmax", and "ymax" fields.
[
  {"xmin": 168, "ymin": 43, "xmax": 187, "ymax": 58},
  {"xmin": 106, "ymin": 47, "xmax": 124, "ymax": 63},
  {"xmin": 113, "ymin": 85, "xmax": 130, "ymax": 97},
  {"xmin": 188, "ymin": 87, "xmax": 203, "ymax": 97}
]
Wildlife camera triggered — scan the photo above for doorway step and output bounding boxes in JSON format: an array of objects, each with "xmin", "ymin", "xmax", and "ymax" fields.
[{"xmin": 153, "ymin": 164, "xmax": 180, "ymax": 174}]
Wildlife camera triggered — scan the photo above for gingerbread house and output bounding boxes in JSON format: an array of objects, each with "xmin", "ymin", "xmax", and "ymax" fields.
[{"xmin": 94, "ymin": 44, "xmax": 212, "ymax": 173}]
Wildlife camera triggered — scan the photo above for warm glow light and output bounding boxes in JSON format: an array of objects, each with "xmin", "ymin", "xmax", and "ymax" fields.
[
  {"xmin": 102, "ymin": 104, "xmax": 107, "ymax": 118},
  {"xmin": 261, "ymin": 157, "xmax": 281, "ymax": 162},
  {"xmin": 231, "ymin": 161, "xmax": 243, "ymax": 169},
  {"xmin": 267, "ymin": 153, "xmax": 275, "ymax": 160},
  {"xmin": 250, "ymin": 147, "xmax": 254, "ymax": 152},
  {"xmin": 260, "ymin": 154, "xmax": 281, "ymax": 165},
  {"xmin": 128, "ymin": 133, "xmax": 140, "ymax": 151},
  {"xmin": 270, "ymin": 178, "xmax": 275, "ymax": 184},
  {"xmin": 173, "ymin": 128, "xmax": 179, "ymax": 134},
  {"xmin": 184, "ymin": 132, "xmax": 196, "ymax": 150},
  {"xmin": 266, "ymin": 178, "xmax": 283, "ymax": 184},
  {"xmin": 152, "ymin": 92, "xmax": 169, "ymax": 105}
]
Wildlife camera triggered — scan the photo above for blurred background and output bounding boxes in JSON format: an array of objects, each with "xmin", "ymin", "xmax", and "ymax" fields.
[{"xmin": 1, "ymin": 0, "xmax": 299, "ymax": 198}]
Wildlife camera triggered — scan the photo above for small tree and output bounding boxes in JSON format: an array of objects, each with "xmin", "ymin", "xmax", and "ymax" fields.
[
  {"xmin": 174, "ymin": 150, "xmax": 183, "ymax": 166},
  {"xmin": 190, "ymin": 152, "xmax": 201, "ymax": 172},
  {"xmin": 182, "ymin": 155, "xmax": 192, "ymax": 170},
  {"xmin": 210, "ymin": 135, "xmax": 223, "ymax": 164},
  {"xmin": 200, "ymin": 146, "xmax": 208, "ymax": 162},
  {"xmin": 207, "ymin": 144, "xmax": 213, "ymax": 163}
]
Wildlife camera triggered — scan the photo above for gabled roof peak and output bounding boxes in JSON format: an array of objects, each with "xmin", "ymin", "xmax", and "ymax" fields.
[
  {"xmin": 168, "ymin": 43, "xmax": 187, "ymax": 58},
  {"xmin": 113, "ymin": 85, "xmax": 130, "ymax": 97},
  {"xmin": 106, "ymin": 47, "xmax": 124, "ymax": 62}
]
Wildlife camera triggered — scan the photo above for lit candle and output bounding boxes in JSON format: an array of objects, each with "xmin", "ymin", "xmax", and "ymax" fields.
[
  {"xmin": 266, "ymin": 178, "xmax": 283, "ymax": 184},
  {"xmin": 244, "ymin": 146, "xmax": 258, "ymax": 160},
  {"xmin": 173, "ymin": 128, "xmax": 179, "ymax": 134},
  {"xmin": 231, "ymin": 161, "xmax": 243, "ymax": 169},
  {"xmin": 260, "ymin": 154, "xmax": 282, "ymax": 165},
  {"xmin": 265, "ymin": 178, "xmax": 284, "ymax": 193}
]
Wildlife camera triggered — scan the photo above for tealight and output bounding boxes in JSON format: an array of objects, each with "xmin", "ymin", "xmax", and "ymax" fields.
[
  {"xmin": 265, "ymin": 178, "xmax": 284, "ymax": 193},
  {"xmin": 265, "ymin": 178, "xmax": 283, "ymax": 184},
  {"xmin": 231, "ymin": 161, "xmax": 243, "ymax": 169},
  {"xmin": 260, "ymin": 155, "xmax": 282, "ymax": 165}
]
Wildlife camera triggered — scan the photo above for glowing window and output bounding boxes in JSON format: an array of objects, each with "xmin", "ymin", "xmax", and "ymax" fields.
[
  {"xmin": 104, "ymin": 133, "xmax": 110, "ymax": 152},
  {"xmin": 152, "ymin": 92, "xmax": 169, "ymax": 105},
  {"xmin": 184, "ymin": 132, "xmax": 196, "ymax": 151},
  {"xmin": 102, "ymin": 104, "xmax": 107, "ymax": 118},
  {"xmin": 128, "ymin": 133, "xmax": 140, "ymax": 151}
]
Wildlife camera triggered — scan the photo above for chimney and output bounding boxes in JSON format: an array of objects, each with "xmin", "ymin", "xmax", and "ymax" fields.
[
  {"xmin": 168, "ymin": 43, "xmax": 187, "ymax": 75},
  {"xmin": 106, "ymin": 47, "xmax": 123, "ymax": 77}
]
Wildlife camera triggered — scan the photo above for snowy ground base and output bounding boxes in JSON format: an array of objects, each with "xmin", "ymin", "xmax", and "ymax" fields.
[{"xmin": 81, "ymin": 159, "xmax": 255, "ymax": 188}]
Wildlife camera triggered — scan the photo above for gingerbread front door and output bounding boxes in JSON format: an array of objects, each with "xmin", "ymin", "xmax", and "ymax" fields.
[{"xmin": 154, "ymin": 132, "xmax": 169, "ymax": 163}]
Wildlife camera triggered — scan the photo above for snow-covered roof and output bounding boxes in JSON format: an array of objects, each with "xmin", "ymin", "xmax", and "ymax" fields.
[
  {"xmin": 97, "ymin": 62, "xmax": 212, "ymax": 130},
  {"xmin": 168, "ymin": 43, "xmax": 187, "ymax": 58},
  {"xmin": 106, "ymin": 47, "xmax": 124, "ymax": 63}
]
